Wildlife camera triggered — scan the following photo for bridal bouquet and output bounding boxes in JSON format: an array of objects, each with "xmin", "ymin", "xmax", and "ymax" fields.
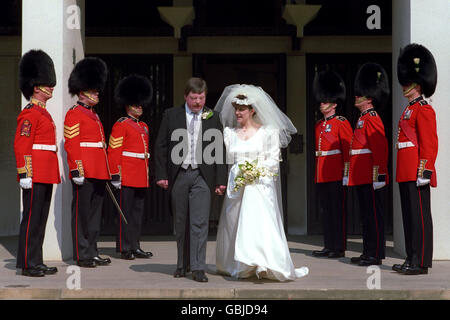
[{"xmin": 233, "ymin": 160, "xmax": 277, "ymax": 192}]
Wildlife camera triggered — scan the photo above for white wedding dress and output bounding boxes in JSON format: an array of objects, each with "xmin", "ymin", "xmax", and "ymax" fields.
[{"xmin": 215, "ymin": 126, "xmax": 309, "ymax": 281}]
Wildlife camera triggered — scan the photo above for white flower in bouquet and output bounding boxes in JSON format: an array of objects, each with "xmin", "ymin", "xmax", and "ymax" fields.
[{"xmin": 233, "ymin": 160, "xmax": 277, "ymax": 192}]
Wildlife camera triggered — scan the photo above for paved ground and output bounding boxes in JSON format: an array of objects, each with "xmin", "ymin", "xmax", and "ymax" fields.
[{"xmin": 1, "ymin": 235, "xmax": 449, "ymax": 300}]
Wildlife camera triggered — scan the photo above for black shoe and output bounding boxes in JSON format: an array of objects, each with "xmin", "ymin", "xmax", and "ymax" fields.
[
  {"xmin": 93, "ymin": 256, "xmax": 111, "ymax": 266},
  {"xmin": 358, "ymin": 256, "xmax": 382, "ymax": 266},
  {"xmin": 121, "ymin": 251, "xmax": 135, "ymax": 260},
  {"xmin": 392, "ymin": 260, "xmax": 411, "ymax": 273},
  {"xmin": 192, "ymin": 270, "xmax": 208, "ymax": 282},
  {"xmin": 312, "ymin": 248, "xmax": 331, "ymax": 257},
  {"xmin": 36, "ymin": 264, "xmax": 58, "ymax": 275},
  {"xmin": 22, "ymin": 267, "xmax": 45, "ymax": 277},
  {"xmin": 133, "ymin": 248, "xmax": 153, "ymax": 258},
  {"xmin": 328, "ymin": 251, "xmax": 345, "ymax": 258},
  {"xmin": 402, "ymin": 265, "xmax": 428, "ymax": 275},
  {"xmin": 174, "ymin": 268, "xmax": 186, "ymax": 278},
  {"xmin": 77, "ymin": 259, "xmax": 96, "ymax": 268},
  {"xmin": 350, "ymin": 255, "xmax": 367, "ymax": 264}
]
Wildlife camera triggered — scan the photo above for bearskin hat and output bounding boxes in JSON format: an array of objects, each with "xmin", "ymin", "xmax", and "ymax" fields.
[
  {"xmin": 114, "ymin": 75, "xmax": 153, "ymax": 108},
  {"xmin": 354, "ymin": 63, "xmax": 390, "ymax": 109},
  {"xmin": 397, "ymin": 43, "xmax": 437, "ymax": 98},
  {"xmin": 313, "ymin": 70, "xmax": 346, "ymax": 104},
  {"xmin": 68, "ymin": 57, "xmax": 108, "ymax": 96},
  {"xmin": 19, "ymin": 49, "xmax": 56, "ymax": 100}
]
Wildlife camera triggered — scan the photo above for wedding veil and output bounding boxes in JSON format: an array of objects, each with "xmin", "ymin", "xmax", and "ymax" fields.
[{"xmin": 214, "ymin": 84, "xmax": 297, "ymax": 148}]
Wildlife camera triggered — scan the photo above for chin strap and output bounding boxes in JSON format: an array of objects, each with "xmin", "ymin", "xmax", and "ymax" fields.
[
  {"xmin": 81, "ymin": 91, "xmax": 99, "ymax": 104},
  {"xmin": 37, "ymin": 86, "xmax": 52, "ymax": 96},
  {"xmin": 403, "ymin": 83, "xmax": 418, "ymax": 95}
]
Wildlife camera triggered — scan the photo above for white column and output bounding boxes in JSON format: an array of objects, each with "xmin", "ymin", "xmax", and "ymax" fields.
[
  {"xmin": 22, "ymin": 0, "xmax": 85, "ymax": 261},
  {"xmin": 392, "ymin": 0, "xmax": 450, "ymax": 259}
]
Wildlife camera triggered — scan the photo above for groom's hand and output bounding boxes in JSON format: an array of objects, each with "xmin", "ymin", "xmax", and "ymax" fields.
[
  {"xmin": 157, "ymin": 179, "xmax": 169, "ymax": 189},
  {"xmin": 215, "ymin": 185, "xmax": 226, "ymax": 196}
]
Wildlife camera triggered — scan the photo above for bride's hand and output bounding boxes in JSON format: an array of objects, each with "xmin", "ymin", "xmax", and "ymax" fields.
[
  {"xmin": 215, "ymin": 185, "xmax": 226, "ymax": 195},
  {"xmin": 156, "ymin": 179, "xmax": 169, "ymax": 189}
]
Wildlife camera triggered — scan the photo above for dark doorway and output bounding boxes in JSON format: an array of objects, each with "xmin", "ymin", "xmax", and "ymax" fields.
[
  {"xmin": 306, "ymin": 53, "xmax": 393, "ymax": 236},
  {"xmin": 193, "ymin": 54, "xmax": 288, "ymax": 232},
  {"xmin": 90, "ymin": 54, "xmax": 174, "ymax": 236}
]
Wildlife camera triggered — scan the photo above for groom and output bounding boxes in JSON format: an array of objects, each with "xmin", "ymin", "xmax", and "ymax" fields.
[{"xmin": 155, "ymin": 77, "xmax": 227, "ymax": 282}]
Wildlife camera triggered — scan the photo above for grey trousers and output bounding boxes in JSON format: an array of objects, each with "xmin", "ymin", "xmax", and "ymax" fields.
[{"xmin": 171, "ymin": 167, "xmax": 211, "ymax": 271}]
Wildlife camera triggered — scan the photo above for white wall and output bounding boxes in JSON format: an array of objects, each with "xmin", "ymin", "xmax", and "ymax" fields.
[
  {"xmin": 410, "ymin": 0, "xmax": 450, "ymax": 260},
  {"xmin": 22, "ymin": 0, "xmax": 85, "ymax": 260},
  {"xmin": 392, "ymin": 0, "xmax": 450, "ymax": 259}
]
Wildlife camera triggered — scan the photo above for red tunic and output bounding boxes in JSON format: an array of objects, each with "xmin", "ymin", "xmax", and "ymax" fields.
[
  {"xmin": 63, "ymin": 103, "xmax": 111, "ymax": 180},
  {"xmin": 315, "ymin": 115, "xmax": 353, "ymax": 183},
  {"xmin": 348, "ymin": 109, "xmax": 389, "ymax": 186},
  {"xmin": 107, "ymin": 116, "xmax": 150, "ymax": 188},
  {"xmin": 396, "ymin": 96, "xmax": 438, "ymax": 187},
  {"xmin": 14, "ymin": 102, "xmax": 61, "ymax": 184}
]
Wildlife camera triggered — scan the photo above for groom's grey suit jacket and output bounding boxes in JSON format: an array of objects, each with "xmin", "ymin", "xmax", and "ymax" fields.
[{"xmin": 154, "ymin": 105, "xmax": 227, "ymax": 194}]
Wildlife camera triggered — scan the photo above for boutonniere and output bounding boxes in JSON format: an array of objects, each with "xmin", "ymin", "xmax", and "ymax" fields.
[{"xmin": 201, "ymin": 107, "xmax": 214, "ymax": 120}]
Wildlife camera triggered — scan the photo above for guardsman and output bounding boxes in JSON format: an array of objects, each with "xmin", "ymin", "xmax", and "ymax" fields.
[
  {"xmin": 312, "ymin": 70, "xmax": 352, "ymax": 259},
  {"xmin": 14, "ymin": 50, "xmax": 60, "ymax": 277},
  {"xmin": 64, "ymin": 57, "xmax": 111, "ymax": 268},
  {"xmin": 108, "ymin": 75, "xmax": 154, "ymax": 260},
  {"xmin": 393, "ymin": 44, "xmax": 438, "ymax": 275},
  {"xmin": 346, "ymin": 63, "xmax": 390, "ymax": 266}
]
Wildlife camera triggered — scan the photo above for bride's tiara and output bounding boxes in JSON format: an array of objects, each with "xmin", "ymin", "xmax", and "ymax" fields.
[{"xmin": 231, "ymin": 93, "xmax": 254, "ymax": 106}]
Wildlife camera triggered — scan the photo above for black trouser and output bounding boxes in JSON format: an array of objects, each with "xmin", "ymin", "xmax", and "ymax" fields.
[
  {"xmin": 16, "ymin": 183, "xmax": 53, "ymax": 269},
  {"xmin": 399, "ymin": 181, "xmax": 433, "ymax": 268},
  {"xmin": 115, "ymin": 186, "xmax": 146, "ymax": 253},
  {"xmin": 71, "ymin": 178, "xmax": 106, "ymax": 261},
  {"xmin": 317, "ymin": 181, "xmax": 347, "ymax": 252},
  {"xmin": 353, "ymin": 184, "xmax": 386, "ymax": 259}
]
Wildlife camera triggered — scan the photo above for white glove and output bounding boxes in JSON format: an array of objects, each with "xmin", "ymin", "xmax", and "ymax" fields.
[
  {"xmin": 111, "ymin": 180, "xmax": 121, "ymax": 189},
  {"xmin": 416, "ymin": 177, "xmax": 430, "ymax": 187},
  {"xmin": 373, "ymin": 181, "xmax": 386, "ymax": 190},
  {"xmin": 20, "ymin": 177, "xmax": 32, "ymax": 189},
  {"xmin": 72, "ymin": 176, "xmax": 85, "ymax": 185},
  {"xmin": 342, "ymin": 176, "xmax": 348, "ymax": 186}
]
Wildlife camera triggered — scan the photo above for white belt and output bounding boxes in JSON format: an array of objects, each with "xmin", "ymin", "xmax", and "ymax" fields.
[
  {"xmin": 122, "ymin": 151, "xmax": 150, "ymax": 159},
  {"xmin": 350, "ymin": 148, "xmax": 372, "ymax": 156},
  {"xmin": 32, "ymin": 144, "xmax": 57, "ymax": 152},
  {"xmin": 315, "ymin": 149, "xmax": 341, "ymax": 157},
  {"xmin": 80, "ymin": 142, "xmax": 106, "ymax": 149},
  {"xmin": 397, "ymin": 141, "xmax": 415, "ymax": 149}
]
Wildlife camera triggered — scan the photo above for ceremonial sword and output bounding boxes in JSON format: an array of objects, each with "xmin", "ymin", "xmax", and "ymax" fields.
[{"xmin": 105, "ymin": 183, "xmax": 128, "ymax": 224}]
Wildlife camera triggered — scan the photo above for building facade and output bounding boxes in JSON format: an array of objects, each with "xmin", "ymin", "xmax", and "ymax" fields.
[{"xmin": 0, "ymin": 0, "xmax": 448, "ymax": 261}]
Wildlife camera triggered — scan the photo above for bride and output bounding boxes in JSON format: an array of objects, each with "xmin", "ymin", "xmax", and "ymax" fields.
[{"xmin": 214, "ymin": 84, "xmax": 309, "ymax": 281}]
